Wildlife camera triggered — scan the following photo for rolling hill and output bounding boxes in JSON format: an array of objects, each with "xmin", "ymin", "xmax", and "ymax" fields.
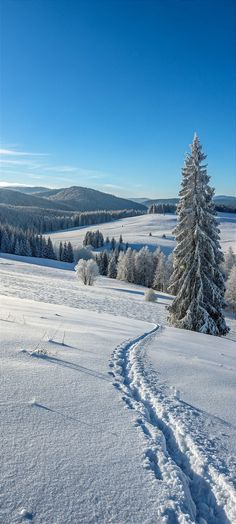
[
  {"xmin": 0, "ymin": 186, "xmax": 146, "ymax": 212},
  {"xmin": 0, "ymin": 189, "xmax": 71, "ymax": 211}
]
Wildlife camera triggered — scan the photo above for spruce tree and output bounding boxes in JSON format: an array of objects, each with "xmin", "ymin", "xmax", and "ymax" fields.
[
  {"xmin": 59, "ymin": 241, "xmax": 63, "ymax": 261},
  {"xmin": 47, "ymin": 238, "xmax": 56, "ymax": 259},
  {"xmin": 67, "ymin": 242, "xmax": 74, "ymax": 263},
  {"xmin": 224, "ymin": 247, "xmax": 235, "ymax": 278},
  {"xmin": 153, "ymin": 252, "xmax": 167, "ymax": 292},
  {"xmin": 168, "ymin": 134, "xmax": 229, "ymax": 336},
  {"xmin": 225, "ymin": 265, "xmax": 236, "ymax": 313},
  {"xmin": 62, "ymin": 242, "xmax": 68, "ymax": 262},
  {"xmin": 107, "ymin": 255, "xmax": 117, "ymax": 279}
]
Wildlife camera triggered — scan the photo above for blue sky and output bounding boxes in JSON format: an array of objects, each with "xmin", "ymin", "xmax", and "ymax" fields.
[{"xmin": 1, "ymin": 0, "xmax": 235, "ymax": 197}]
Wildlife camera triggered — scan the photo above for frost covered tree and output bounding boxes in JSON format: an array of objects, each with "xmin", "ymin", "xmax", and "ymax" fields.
[
  {"xmin": 166, "ymin": 253, "xmax": 173, "ymax": 284},
  {"xmin": 153, "ymin": 252, "xmax": 167, "ymax": 292},
  {"xmin": 86, "ymin": 260, "xmax": 99, "ymax": 285},
  {"xmin": 116, "ymin": 252, "xmax": 125, "ymax": 280},
  {"xmin": 134, "ymin": 246, "xmax": 153, "ymax": 287},
  {"xmin": 75, "ymin": 259, "xmax": 99, "ymax": 285},
  {"xmin": 14, "ymin": 239, "xmax": 21, "ymax": 256},
  {"xmin": 75, "ymin": 244, "xmax": 94, "ymax": 262},
  {"xmin": 168, "ymin": 134, "xmax": 229, "ymax": 336},
  {"xmin": 107, "ymin": 255, "xmax": 117, "ymax": 279},
  {"xmin": 225, "ymin": 265, "xmax": 236, "ymax": 313},
  {"xmin": 223, "ymin": 247, "xmax": 235, "ymax": 278},
  {"xmin": 117, "ymin": 248, "xmax": 135, "ymax": 282}
]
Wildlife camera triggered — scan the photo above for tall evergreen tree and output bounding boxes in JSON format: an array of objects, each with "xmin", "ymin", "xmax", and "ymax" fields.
[
  {"xmin": 168, "ymin": 134, "xmax": 229, "ymax": 336},
  {"xmin": 59, "ymin": 241, "xmax": 63, "ymax": 261},
  {"xmin": 62, "ymin": 242, "xmax": 68, "ymax": 262},
  {"xmin": 46, "ymin": 237, "xmax": 56, "ymax": 259},
  {"xmin": 67, "ymin": 241, "xmax": 74, "ymax": 263}
]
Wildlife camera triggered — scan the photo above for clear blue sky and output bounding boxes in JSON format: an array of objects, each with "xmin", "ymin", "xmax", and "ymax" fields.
[{"xmin": 1, "ymin": 0, "xmax": 235, "ymax": 197}]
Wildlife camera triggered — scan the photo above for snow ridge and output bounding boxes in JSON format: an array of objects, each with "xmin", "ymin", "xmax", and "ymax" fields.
[{"xmin": 110, "ymin": 326, "xmax": 236, "ymax": 524}]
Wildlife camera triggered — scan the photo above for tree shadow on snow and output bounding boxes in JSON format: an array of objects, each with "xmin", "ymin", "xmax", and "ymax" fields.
[
  {"xmin": 43, "ymin": 354, "xmax": 112, "ymax": 382},
  {"xmin": 32, "ymin": 402, "xmax": 118, "ymax": 436}
]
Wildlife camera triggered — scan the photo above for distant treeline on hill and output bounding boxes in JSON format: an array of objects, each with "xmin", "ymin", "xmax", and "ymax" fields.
[
  {"xmin": 0, "ymin": 205, "xmax": 145, "ymax": 233},
  {"xmin": 148, "ymin": 203, "xmax": 236, "ymax": 214}
]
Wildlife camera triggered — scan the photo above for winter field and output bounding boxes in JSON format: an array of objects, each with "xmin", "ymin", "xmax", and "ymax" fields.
[
  {"xmin": 0, "ymin": 255, "xmax": 236, "ymax": 523},
  {"xmin": 49, "ymin": 212, "xmax": 236, "ymax": 254}
]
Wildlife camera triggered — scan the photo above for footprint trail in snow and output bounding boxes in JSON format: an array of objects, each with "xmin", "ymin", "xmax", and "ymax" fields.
[{"xmin": 110, "ymin": 325, "xmax": 236, "ymax": 524}]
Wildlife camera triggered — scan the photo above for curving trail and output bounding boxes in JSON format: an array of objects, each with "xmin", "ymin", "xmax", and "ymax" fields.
[{"xmin": 110, "ymin": 325, "xmax": 236, "ymax": 524}]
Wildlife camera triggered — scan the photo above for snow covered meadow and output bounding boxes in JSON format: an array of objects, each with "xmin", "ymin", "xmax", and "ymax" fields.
[
  {"xmin": 49, "ymin": 212, "xmax": 236, "ymax": 254},
  {"xmin": 1, "ymin": 255, "xmax": 236, "ymax": 523}
]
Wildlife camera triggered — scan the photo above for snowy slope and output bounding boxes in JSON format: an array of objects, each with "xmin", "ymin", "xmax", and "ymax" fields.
[
  {"xmin": 1, "ymin": 296, "xmax": 169, "ymax": 524},
  {"xmin": 111, "ymin": 326, "xmax": 236, "ymax": 524},
  {"xmin": 1, "ymin": 256, "xmax": 236, "ymax": 523},
  {"xmin": 49, "ymin": 212, "xmax": 236, "ymax": 254}
]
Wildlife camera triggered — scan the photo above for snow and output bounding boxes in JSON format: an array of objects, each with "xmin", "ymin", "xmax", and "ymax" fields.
[
  {"xmin": 1, "ymin": 295, "xmax": 168, "ymax": 524},
  {"xmin": 1, "ymin": 255, "xmax": 236, "ymax": 523},
  {"xmin": 0, "ymin": 252, "xmax": 75, "ymax": 270},
  {"xmin": 112, "ymin": 325, "xmax": 236, "ymax": 523},
  {"xmin": 49, "ymin": 212, "xmax": 236, "ymax": 254}
]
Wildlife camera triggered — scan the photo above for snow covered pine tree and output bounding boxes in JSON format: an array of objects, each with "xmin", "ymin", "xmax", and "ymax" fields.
[{"xmin": 168, "ymin": 134, "xmax": 229, "ymax": 335}]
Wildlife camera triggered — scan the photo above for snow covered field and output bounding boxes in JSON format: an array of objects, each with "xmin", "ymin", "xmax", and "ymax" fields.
[
  {"xmin": 50, "ymin": 212, "xmax": 236, "ymax": 254},
  {"xmin": 1, "ymin": 256, "xmax": 236, "ymax": 523}
]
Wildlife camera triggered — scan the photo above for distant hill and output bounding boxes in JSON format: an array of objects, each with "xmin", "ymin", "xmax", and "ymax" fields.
[
  {"xmin": 142, "ymin": 195, "xmax": 236, "ymax": 209},
  {"xmin": 130, "ymin": 197, "xmax": 150, "ymax": 204},
  {"xmin": 4, "ymin": 186, "xmax": 51, "ymax": 195},
  {"xmin": 0, "ymin": 186, "xmax": 146, "ymax": 212},
  {"xmin": 44, "ymin": 186, "xmax": 145, "ymax": 212},
  {"xmin": 2, "ymin": 186, "xmax": 234, "ymax": 214},
  {"xmin": 214, "ymin": 195, "xmax": 236, "ymax": 207},
  {"xmin": 0, "ymin": 189, "xmax": 71, "ymax": 211}
]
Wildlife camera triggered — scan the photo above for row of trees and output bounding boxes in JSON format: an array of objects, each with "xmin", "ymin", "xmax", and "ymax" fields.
[
  {"xmin": 0, "ymin": 223, "xmax": 57, "ymax": 260},
  {"xmin": 148, "ymin": 202, "xmax": 236, "ymax": 215},
  {"xmin": 83, "ymin": 230, "xmax": 126, "ymax": 251},
  {"xmin": 75, "ymin": 239, "xmax": 236, "ymax": 317},
  {"xmin": 0, "ymin": 205, "xmax": 145, "ymax": 233},
  {"xmin": 148, "ymin": 203, "xmax": 176, "ymax": 214},
  {"xmin": 58, "ymin": 241, "xmax": 74, "ymax": 263},
  {"xmin": 95, "ymin": 246, "xmax": 173, "ymax": 291},
  {"xmin": 75, "ymin": 244, "xmax": 173, "ymax": 292},
  {"xmin": 83, "ymin": 230, "xmax": 104, "ymax": 248}
]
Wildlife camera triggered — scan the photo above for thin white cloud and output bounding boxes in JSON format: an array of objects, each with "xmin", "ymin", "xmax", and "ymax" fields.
[
  {"xmin": 44, "ymin": 165, "xmax": 109, "ymax": 179},
  {"xmin": 0, "ymin": 142, "xmax": 112, "ymax": 185},
  {"xmin": 0, "ymin": 159, "xmax": 44, "ymax": 168},
  {"xmin": 0, "ymin": 181, "xmax": 34, "ymax": 187},
  {"xmin": 102, "ymin": 183, "xmax": 123, "ymax": 190},
  {"xmin": 0, "ymin": 148, "xmax": 48, "ymax": 156},
  {"xmin": 45, "ymin": 165, "xmax": 78, "ymax": 173}
]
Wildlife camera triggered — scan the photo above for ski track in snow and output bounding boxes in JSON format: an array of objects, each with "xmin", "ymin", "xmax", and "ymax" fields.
[{"xmin": 110, "ymin": 325, "xmax": 236, "ymax": 524}]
